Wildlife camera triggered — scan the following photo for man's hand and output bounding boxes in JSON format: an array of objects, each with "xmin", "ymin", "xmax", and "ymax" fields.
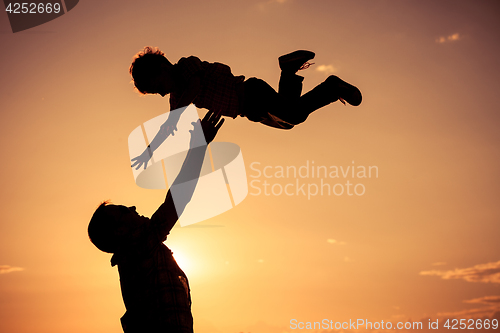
[
  {"xmin": 199, "ymin": 111, "xmax": 224, "ymax": 144},
  {"xmin": 159, "ymin": 124, "xmax": 177, "ymax": 137}
]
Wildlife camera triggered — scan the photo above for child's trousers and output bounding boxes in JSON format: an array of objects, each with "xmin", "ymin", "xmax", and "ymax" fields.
[{"xmin": 242, "ymin": 72, "xmax": 339, "ymax": 128}]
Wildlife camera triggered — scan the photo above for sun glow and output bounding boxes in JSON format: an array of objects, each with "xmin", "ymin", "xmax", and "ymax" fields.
[{"xmin": 172, "ymin": 250, "xmax": 192, "ymax": 272}]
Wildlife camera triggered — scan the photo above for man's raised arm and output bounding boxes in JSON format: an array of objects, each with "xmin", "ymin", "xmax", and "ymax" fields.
[{"xmin": 152, "ymin": 111, "xmax": 224, "ymax": 235}]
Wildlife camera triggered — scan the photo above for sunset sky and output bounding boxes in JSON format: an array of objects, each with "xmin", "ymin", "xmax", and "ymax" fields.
[{"xmin": 1, "ymin": 1, "xmax": 500, "ymax": 332}]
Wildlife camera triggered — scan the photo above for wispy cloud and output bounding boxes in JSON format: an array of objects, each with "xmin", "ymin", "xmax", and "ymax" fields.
[
  {"xmin": 327, "ymin": 239, "xmax": 346, "ymax": 245},
  {"xmin": 420, "ymin": 260, "xmax": 500, "ymax": 284},
  {"xmin": 464, "ymin": 295, "xmax": 500, "ymax": 305},
  {"xmin": 432, "ymin": 262, "xmax": 447, "ymax": 266},
  {"xmin": 316, "ymin": 64, "xmax": 337, "ymax": 74},
  {"xmin": 0, "ymin": 265, "xmax": 24, "ymax": 275},
  {"xmin": 257, "ymin": 0, "xmax": 287, "ymax": 10},
  {"xmin": 429, "ymin": 296, "xmax": 500, "ymax": 322},
  {"xmin": 437, "ymin": 307, "xmax": 499, "ymax": 318},
  {"xmin": 436, "ymin": 33, "xmax": 461, "ymax": 44}
]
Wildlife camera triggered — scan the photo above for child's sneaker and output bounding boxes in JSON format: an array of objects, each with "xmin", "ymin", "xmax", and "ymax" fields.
[
  {"xmin": 279, "ymin": 50, "xmax": 315, "ymax": 73},
  {"xmin": 326, "ymin": 75, "xmax": 362, "ymax": 106}
]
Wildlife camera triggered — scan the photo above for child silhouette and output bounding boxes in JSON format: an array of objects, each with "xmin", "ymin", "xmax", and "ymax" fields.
[{"xmin": 130, "ymin": 47, "xmax": 362, "ymax": 169}]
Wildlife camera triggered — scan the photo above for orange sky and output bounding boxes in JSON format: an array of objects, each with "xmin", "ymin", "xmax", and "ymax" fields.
[{"xmin": 1, "ymin": 1, "xmax": 500, "ymax": 333}]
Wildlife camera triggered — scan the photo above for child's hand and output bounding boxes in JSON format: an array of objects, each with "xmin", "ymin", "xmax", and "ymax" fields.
[
  {"xmin": 200, "ymin": 111, "xmax": 224, "ymax": 144},
  {"xmin": 131, "ymin": 148, "xmax": 153, "ymax": 170}
]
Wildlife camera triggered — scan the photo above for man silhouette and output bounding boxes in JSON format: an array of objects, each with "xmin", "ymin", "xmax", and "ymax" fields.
[{"xmin": 88, "ymin": 111, "xmax": 224, "ymax": 333}]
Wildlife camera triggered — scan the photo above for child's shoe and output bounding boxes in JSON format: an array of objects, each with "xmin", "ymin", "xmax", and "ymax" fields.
[
  {"xmin": 279, "ymin": 50, "xmax": 315, "ymax": 73},
  {"xmin": 326, "ymin": 75, "xmax": 362, "ymax": 106}
]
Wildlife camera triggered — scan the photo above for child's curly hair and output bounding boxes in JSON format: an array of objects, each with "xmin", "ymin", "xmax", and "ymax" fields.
[{"xmin": 129, "ymin": 46, "xmax": 172, "ymax": 94}]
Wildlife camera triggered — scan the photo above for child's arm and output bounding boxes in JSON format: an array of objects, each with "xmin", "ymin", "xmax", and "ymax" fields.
[
  {"xmin": 131, "ymin": 110, "xmax": 183, "ymax": 170},
  {"xmin": 151, "ymin": 111, "xmax": 224, "ymax": 236},
  {"xmin": 131, "ymin": 77, "xmax": 202, "ymax": 170}
]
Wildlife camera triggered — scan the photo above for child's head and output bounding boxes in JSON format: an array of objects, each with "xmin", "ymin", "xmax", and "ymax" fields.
[
  {"xmin": 88, "ymin": 201, "xmax": 144, "ymax": 253},
  {"xmin": 129, "ymin": 46, "xmax": 173, "ymax": 95}
]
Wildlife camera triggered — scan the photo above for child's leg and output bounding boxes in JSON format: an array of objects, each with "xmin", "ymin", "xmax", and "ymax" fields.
[
  {"xmin": 277, "ymin": 50, "xmax": 314, "ymax": 100},
  {"xmin": 271, "ymin": 75, "xmax": 362, "ymax": 125},
  {"xmin": 241, "ymin": 77, "xmax": 309, "ymax": 127},
  {"xmin": 241, "ymin": 75, "xmax": 361, "ymax": 127},
  {"xmin": 273, "ymin": 51, "xmax": 361, "ymax": 125},
  {"xmin": 278, "ymin": 73, "xmax": 304, "ymax": 101},
  {"xmin": 241, "ymin": 78, "xmax": 281, "ymax": 122},
  {"xmin": 240, "ymin": 51, "xmax": 312, "ymax": 126}
]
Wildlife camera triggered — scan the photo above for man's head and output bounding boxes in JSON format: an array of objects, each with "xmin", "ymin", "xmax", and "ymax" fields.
[
  {"xmin": 88, "ymin": 202, "xmax": 146, "ymax": 253},
  {"xmin": 129, "ymin": 46, "xmax": 174, "ymax": 96}
]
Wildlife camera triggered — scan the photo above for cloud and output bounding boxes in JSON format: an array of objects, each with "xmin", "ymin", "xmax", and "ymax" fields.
[
  {"xmin": 435, "ymin": 296, "xmax": 500, "ymax": 319},
  {"xmin": 432, "ymin": 262, "xmax": 447, "ymax": 266},
  {"xmin": 257, "ymin": 0, "xmax": 287, "ymax": 10},
  {"xmin": 0, "ymin": 265, "xmax": 24, "ymax": 274},
  {"xmin": 437, "ymin": 307, "xmax": 498, "ymax": 318},
  {"xmin": 424, "ymin": 295, "xmax": 500, "ymax": 323},
  {"xmin": 436, "ymin": 33, "xmax": 461, "ymax": 44},
  {"xmin": 464, "ymin": 296, "xmax": 500, "ymax": 305},
  {"xmin": 327, "ymin": 239, "xmax": 346, "ymax": 245},
  {"xmin": 316, "ymin": 64, "xmax": 337, "ymax": 74},
  {"xmin": 420, "ymin": 260, "xmax": 500, "ymax": 284}
]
